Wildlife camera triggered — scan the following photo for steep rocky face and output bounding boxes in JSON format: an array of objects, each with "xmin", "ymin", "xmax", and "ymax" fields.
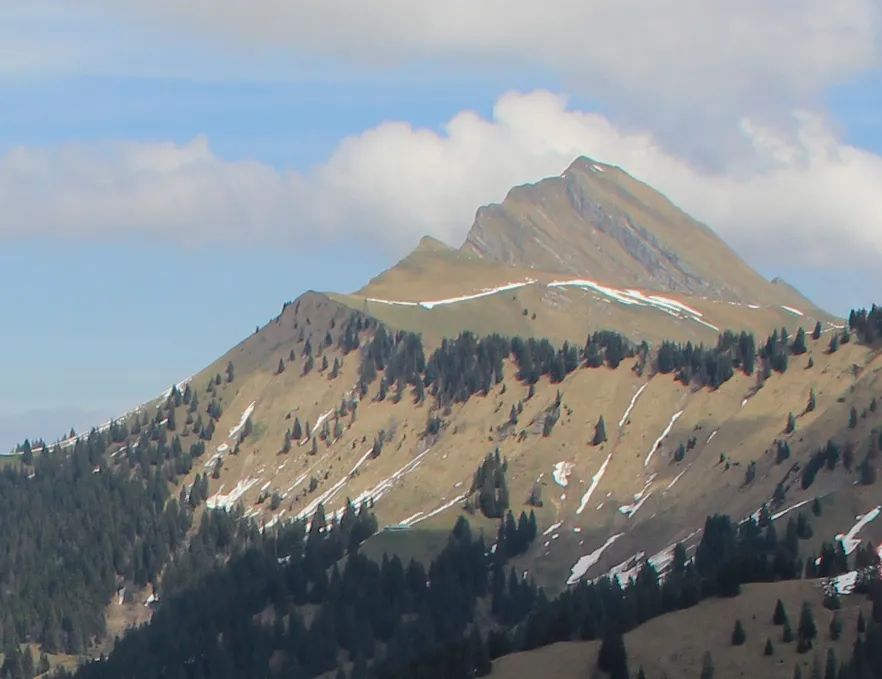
[{"xmin": 461, "ymin": 157, "xmax": 802, "ymax": 307}]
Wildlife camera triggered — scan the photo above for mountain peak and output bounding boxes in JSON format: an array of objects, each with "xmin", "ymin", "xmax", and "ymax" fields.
[
  {"xmin": 564, "ymin": 155, "xmax": 611, "ymax": 174},
  {"xmin": 460, "ymin": 156, "xmax": 819, "ymax": 310},
  {"xmin": 414, "ymin": 235, "xmax": 454, "ymax": 253}
]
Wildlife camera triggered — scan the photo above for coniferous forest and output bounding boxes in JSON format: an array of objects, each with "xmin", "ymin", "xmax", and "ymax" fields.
[{"xmin": 0, "ymin": 306, "xmax": 879, "ymax": 679}]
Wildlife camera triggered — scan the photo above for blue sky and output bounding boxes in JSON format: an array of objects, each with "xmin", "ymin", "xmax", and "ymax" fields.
[{"xmin": 1, "ymin": 3, "xmax": 881, "ymax": 450}]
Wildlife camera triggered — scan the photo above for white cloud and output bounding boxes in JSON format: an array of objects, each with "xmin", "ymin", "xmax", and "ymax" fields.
[
  {"xmin": 77, "ymin": 0, "xmax": 881, "ymax": 120},
  {"xmin": 2, "ymin": 90, "xmax": 881, "ymax": 272}
]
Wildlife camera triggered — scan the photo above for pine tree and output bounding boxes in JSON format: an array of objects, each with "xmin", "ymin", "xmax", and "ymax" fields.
[
  {"xmin": 764, "ymin": 638, "xmax": 774, "ymax": 656},
  {"xmin": 857, "ymin": 609, "xmax": 866, "ymax": 633},
  {"xmin": 310, "ymin": 437, "xmax": 318, "ymax": 455},
  {"xmin": 793, "ymin": 665, "xmax": 803, "ymax": 679},
  {"xmin": 277, "ymin": 358, "xmax": 286, "ymax": 374},
  {"xmin": 593, "ymin": 415, "xmax": 608, "ymax": 445},
  {"xmin": 731, "ymin": 619, "xmax": 746, "ymax": 645},
  {"xmin": 786, "ymin": 412, "xmax": 797, "ymax": 434},
  {"xmin": 829, "ymin": 333, "xmax": 840, "ymax": 354},
  {"xmin": 859, "ymin": 457, "xmax": 877, "ymax": 485},
  {"xmin": 472, "ymin": 628, "xmax": 492, "ymax": 677},
  {"xmin": 829, "ymin": 610, "xmax": 842, "ymax": 640},
  {"xmin": 812, "ymin": 321, "xmax": 822, "ymax": 340},
  {"xmin": 824, "ymin": 649, "xmax": 837, "ymax": 679},
  {"xmin": 797, "ymin": 601, "xmax": 817, "ymax": 652},
  {"xmin": 783, "ymin": 621, "xmax": 794, "ymax": 643},
  {"xmin": 700, "ymin": 651, "xmax": 715, "ymax": 679},
  {"xmin": 849, "ymin": 407, "xmax": 858, "ymax": 429},
  {"xmin": 773, "ymin": 599, "xmax": 788, "ymax": 625},
  {"xmin": 807, "ymin": 389, "xmax": 816, "ymax": 412},
  {"xmin": 597, "ymin": 630, "xmax": 629, "ymax": 679},
  {"xmin": 793, "ymin": 327, "xmax": 808, "ymax": 355},
  {"xmin": 528, "ymin": 481, "xmax": 543, "ymax": 507},
  {"xmin": 292, "ymin": 417, "xmax": 303, "ymax": 440}
]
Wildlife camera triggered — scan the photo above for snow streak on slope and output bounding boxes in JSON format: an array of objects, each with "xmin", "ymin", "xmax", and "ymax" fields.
[
  {"xmin": 543, "ymin": 522, "xmax": 563, "ymax": 537},
  {"xmin": 836, "ymin": 507, "xmax": 881, "ymax": 555},
  {"xmin": 781, "ymin": 305, "xmax": 804, "ymax": 316},
  {"xmin": 575, "ymin": 383, "xmax": 652, "ymax": 515},
  {"xmin": 310, "ymin": 409, "xmax": 335, "ymax": 438},
  {"xmin": 547, "ymin": 279, "xmax": 719, "ymax": 332},
  {"xmin": 645, "ymin": 411, "xmax": 684, "ymax": 468},
  {"xmin": 206, "ymin": 477, "xmax": 261, "ymax": 511},
  {"xmin": 577, "ymin": 451, "xmax": 612, "ymax": 514},
  {"xmin": 619, "ymin": 476, "xmax": 655, "ymax": 518},
  {"xmin": 367, "ymin": 280, "xmax": 536, "ymax": 310},
  {"xmin": 407, "ymin": 493, "xmax": 468, "ymax": 527},
  {"xmin": 618, "ymin": 382, "xmax": 649, "ymax": 428},
  {"xmin": 666, "ymin": 467, "xmax": 688, "ymax": 490},
  {"xmin": 567, "ymin": 533, "xmax": 623, "ymax": 585},
  {"xmin": 229, "ymin": 402, "xmax": 256, "ymax": 440}
]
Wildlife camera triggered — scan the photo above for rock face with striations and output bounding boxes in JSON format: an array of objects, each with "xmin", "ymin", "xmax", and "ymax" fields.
[{"xmin": 460, "ymin": 156, "xmax": 804, "ymax": 307}]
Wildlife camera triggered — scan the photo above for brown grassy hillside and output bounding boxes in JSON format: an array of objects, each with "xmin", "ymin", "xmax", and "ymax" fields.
[
  {"xmin": 493, "ymin": 579, "xmax": 869, "ymax": 679},
  {"xmin": 331, "ymin": 245, "xmax": 839, "ymax": 349},
  {"xmin": 81, "ymin": 287, "xmax": 876, "ymax": 604}
]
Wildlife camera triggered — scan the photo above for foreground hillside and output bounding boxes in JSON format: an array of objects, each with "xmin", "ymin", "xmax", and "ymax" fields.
[{"xmin": 494, "ymin": 579, "xmax": 872, "ymax": 679}]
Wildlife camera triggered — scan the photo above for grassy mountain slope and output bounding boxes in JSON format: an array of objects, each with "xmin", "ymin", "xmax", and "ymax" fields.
[
  {"xmin": 332, "ymin": 247, "xmax": 838, "ymax": 349},
  {"xmin": 85, "ymin": 300, "xmax": 878, "ymax": 602},
  {"xmin": 6, "ymin": 158, "xmax": 881, "ymax": 678}
]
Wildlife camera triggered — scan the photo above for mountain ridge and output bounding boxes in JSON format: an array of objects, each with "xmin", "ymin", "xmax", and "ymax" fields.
[{"xmin": 459, "ymin": 155, "xmax": 825, "ymax": 315}]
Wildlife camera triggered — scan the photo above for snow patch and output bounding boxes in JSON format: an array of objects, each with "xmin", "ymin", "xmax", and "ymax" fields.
[
  {"xmin": 836, "ymin": 507, "xmax": 881, "ymax": 555},
  {"xmin": 567, "ymin": 533, "xmax": 623, "ymax": 585},
  {"xmin": 543, "ymin": 522, "xmax": 562, "ymax": 536},
  {"xmin": 619, "ymin": 382, "xmax": 649, "ymax": 428},
  {"xmin": 781, "ymin": 305, "xmax": 804, "ymax": 316},
  {"xmin": 620, "ymin": 477, "xmax": 654, "ymax": 518},
  {"xmin": 310, "ymin": 409, "xmax": 335, "ymax": 438},
  {"xmin": 228, "ymin": 401, "xmax": 256, "ymax": 440},
  {"xmin": 645, "ymin": 411, "xmax": 684, "ymax": 468},
  {"xmin": 206, "ymin": 477, "xmax": 261, "ymax": 511},
  {"xmin": 407, "ymin": 493, "xmax": 467, "ymax": 527},
  {"xmin": 552, "ymin": 461, "xmax": 574, "ymax": 487},
  {"xmin": 619, "ymin": 493, "xmax": 651, "ymax": 518},
  {"xmin": 666, "ymin": 467, "xmax": 688, "ymax": 491},
  {"xmin": 367, "ymin": 280, "xmax": 536, "ymax": 310},
  {"xmin": 577, "ymin": 451, "xmax": 612, "ymax": 514},
  {"xmin": 548, "ymin": 279, "xmax": 717, "ymax": 332}
]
